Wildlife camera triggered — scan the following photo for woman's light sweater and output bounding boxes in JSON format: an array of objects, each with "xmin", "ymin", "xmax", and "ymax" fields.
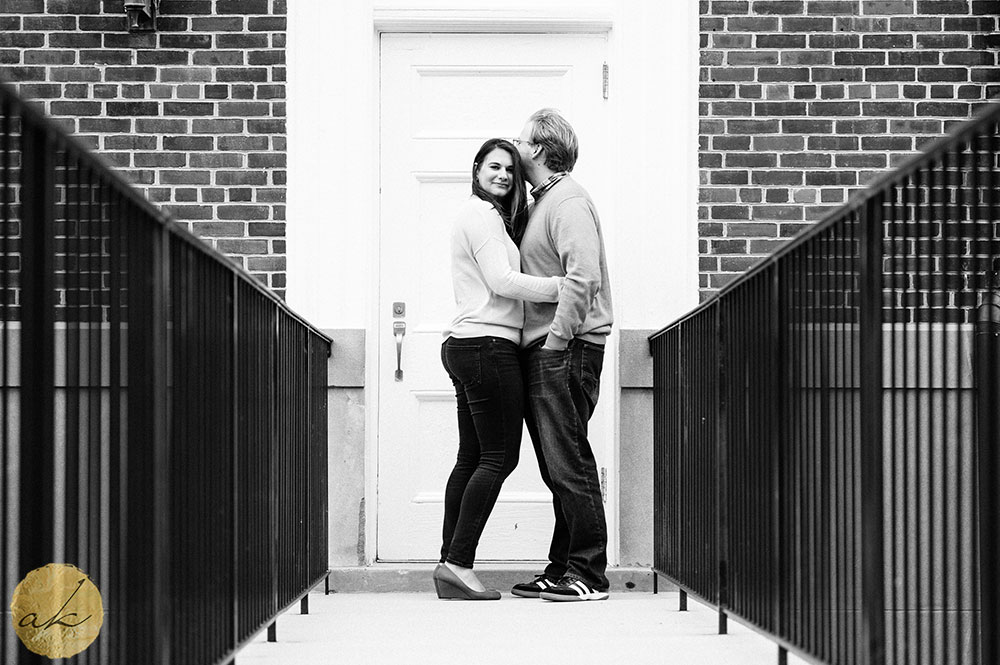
[{"xmin": 445, "ymin": 197, "xmax": 561, "ymax": 343}]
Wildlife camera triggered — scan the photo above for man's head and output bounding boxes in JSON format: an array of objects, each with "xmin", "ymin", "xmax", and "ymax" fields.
[{"xmin": 515, "ymin": 108, "xmax": 579, "ymax": 179}]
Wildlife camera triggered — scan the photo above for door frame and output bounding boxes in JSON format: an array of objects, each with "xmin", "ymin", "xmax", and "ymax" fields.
[{"xmin": 368, "ymin": 9, "xmax": 617, "ymax": 565}]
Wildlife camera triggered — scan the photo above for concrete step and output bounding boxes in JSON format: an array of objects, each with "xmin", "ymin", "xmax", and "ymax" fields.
[{"xmin": 325, "ymin": 564, "xmax": 672, "ymax": 594}]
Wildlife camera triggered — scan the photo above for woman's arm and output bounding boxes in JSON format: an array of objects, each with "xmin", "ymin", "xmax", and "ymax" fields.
[{"xmin": 474, "ymin": 237, "xmax": 561, "ymax": 302}]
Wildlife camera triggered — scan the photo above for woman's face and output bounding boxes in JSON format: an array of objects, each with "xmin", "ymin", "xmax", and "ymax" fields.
[{"xmin": 475, "ymin": 148, "xmax": 514, "ymax": 198}]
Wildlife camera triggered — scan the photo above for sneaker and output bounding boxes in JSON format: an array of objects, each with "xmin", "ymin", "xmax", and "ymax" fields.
[
  {"xmin": 539, "ymin": 576, "xmax": 610, "ymax": 602},
  {"xmin": 511, "ymin": 573, "xmax": 558, "ymax": 598}
]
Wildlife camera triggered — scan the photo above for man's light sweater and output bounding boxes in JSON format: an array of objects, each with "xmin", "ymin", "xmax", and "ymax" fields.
[
  {"xmin": 520, "ymin": 176, "xmax": 613, "ymax": 349},
  {"xmin": 445, "ymin": 197, "xmax": 562, "ymax": 344}
]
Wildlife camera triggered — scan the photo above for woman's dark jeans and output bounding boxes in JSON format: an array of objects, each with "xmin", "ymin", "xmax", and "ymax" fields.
[{"xmin": 440, "ymin": 336, "xmax": 523, "ymax": 568}]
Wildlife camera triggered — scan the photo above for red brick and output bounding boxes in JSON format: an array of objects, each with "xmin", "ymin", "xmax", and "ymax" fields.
[
  {"xmin": 916, "ymin": 0, "xmax": 969, "ymax": 12},
  {"xmin": 107, "ymin": 101, "xmax": 159, "ymax": 116},
  {"xmin": 862, "ymin": 0, "xmax": 913, "ymax": 13},
  {"xmin": 0, "ymin": 33, "xmax": 44, "ymax": 48},
  {"xmin": 105, "ymin": 67, "xmax": 157, "ymax": 82},
  {"xmin": 866, "ymin": 67, "xmax": 917, "ymax": 82},
  {"xmin": 917, "ymin": 67, "xmax": 968, "ymax": 83},
  {"xmin": 248, "ymin": 17, "xmax": 286, "ymax": 30},
  {"xmin": 160, "ymin": 170, "xmax": 211, "ymax": 185},
  {"xmin": 136, "ymin": 50, "xmax": 190, "ymax": 65},
  {"xmin": 862, "ymin": 34, "xmax": 912, "ymax": 48},
  {"xmin": 780, "ymin": 153, "xmax": 831, "ymax": 168},
  {"xmin": 47, "ymin": 0, "xmax": 102, "ymax": 13},
  {"xmin": 216, "ymin": 34, "xmax": 269, "ymax": 49},
  {"xmin": 2, "ymin": 0, "xmax": 44, "ymax": 11},
  {"xmin": 727, "ymin": 16, "xmax": 780, "ymax": 30},
  {"xmin": 48, "ymin": 32, "xmax": 102, "ymax": 48},
  {"xmin": 79, "ymin": 49, "xmax": 132, "ymax": 65},
  {"xmin": 216, "ymin": 171, "xmax": 268, "ymax": 186},
  {"xmin": 190, "ymin": 154, "xmax": 243, "ymax": 168},
  {"xmin": 24, "ymin": 50, "xmax": 76, "ymax": 65},
  {"xmin": 104, "ymin": 135, "xmax": 157, "ymax": 150},
  {"xmin": 806, "ymin": 1, "xmax": 860, "ymax": 15},
  {"xmin": 163, "ymin": 102, "xmax": 214, "ymax": 116},
  {"xmin": 189, "ymin": 16, "xmax": 245, "ymax": 31},
  {"xmin": 217, "ymin": 0, "xmax": 268, "ymax": 13},
  {"xmin": 785, "ymin": 16, "xmax": 836, "ymax": 30},
  {"xmin": 835, "ymin": 153, "xmax": 888, "ymax": 168},
  {"xmin": 248, "ymin": 223, "xmax": 285, "ymax": 237},
  {"xmin": 781, "ymin": 51, "xmax": 833, "ymax": 66}
]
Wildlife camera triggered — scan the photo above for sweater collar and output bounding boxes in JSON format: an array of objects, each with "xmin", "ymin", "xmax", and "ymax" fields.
[{"xmin": 529, "ymin": 171, "xmax": 569, "ymax": 200}]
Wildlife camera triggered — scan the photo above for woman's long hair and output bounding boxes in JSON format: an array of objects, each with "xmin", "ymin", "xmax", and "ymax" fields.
[{"xmin": 471, "ymin": 138, "xmax": 529, "ymax": 246}]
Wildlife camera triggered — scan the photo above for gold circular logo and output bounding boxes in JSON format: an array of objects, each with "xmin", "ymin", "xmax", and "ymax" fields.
[{"xmin": 10, "ymin": 563, "xmax": 104, "ymax": 659}]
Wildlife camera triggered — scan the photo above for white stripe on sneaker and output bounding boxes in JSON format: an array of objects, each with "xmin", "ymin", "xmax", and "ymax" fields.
[{"xmin": 571, "ymin": 580, "xmax": 589, "ymax": 595}]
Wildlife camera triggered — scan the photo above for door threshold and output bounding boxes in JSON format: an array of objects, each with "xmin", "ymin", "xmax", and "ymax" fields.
[{"xmin": 325, "ymin": 564, "xmax": 661, "ymax": 594}]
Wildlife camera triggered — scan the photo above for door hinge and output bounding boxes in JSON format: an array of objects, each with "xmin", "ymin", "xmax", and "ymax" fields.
[
  {"xmin": 602, "ymin": 62, "xmax": 609, "ymax": 100},
  {"xmin": 600, "ymin": 467, "xmax": 607, "ymax": 502}
]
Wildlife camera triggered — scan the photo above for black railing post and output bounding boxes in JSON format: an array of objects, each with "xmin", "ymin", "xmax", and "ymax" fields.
[
  {"xmin": 858, "ymin": 195, "xmax": 886, "ymax": 665},
  {"xmin": 232, "ymin": 272, "xmax": 241, "ymax": 655},
  {"xmin": 718, "ymin": 304, "xmax": 729, "ymax": 637},
  {"xmin": 976, "ymin": 288, "xmax": 1000, "ymax": 665},
  {"xmin": 151, "ymin": 221, "xmax": 170, "ymax": 665},
  {"xmin": 18, "ymin": 111, "xmax": 55, "ymax": 665}
]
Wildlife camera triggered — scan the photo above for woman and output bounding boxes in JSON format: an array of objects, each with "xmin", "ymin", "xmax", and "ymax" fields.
[{"xmin": 433, "ymin": 138, "xmax": 561, "ymax": 600}]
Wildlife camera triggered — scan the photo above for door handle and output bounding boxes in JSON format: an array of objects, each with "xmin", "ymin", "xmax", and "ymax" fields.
[{"xmin": 393, "ymin": 321, "xmax": 406, "ymax": 381}]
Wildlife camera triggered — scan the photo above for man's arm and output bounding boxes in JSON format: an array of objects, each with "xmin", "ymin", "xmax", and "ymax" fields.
[{"xmin": 543, "ymin": 197, "xmax": 602, "ymax": 350}]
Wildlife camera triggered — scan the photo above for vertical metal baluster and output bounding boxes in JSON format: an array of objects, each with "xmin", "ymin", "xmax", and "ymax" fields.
[
  {"xmin": 977, "ymin": 125, "xmax": 1000, "ymax": 665},
  {"xmin": 773, "ymin": 261, "xmax": 783, "ymax": 643},
  {"xmin": 830, "ymin": 226, "xmax": 839, "ymax": 665},
  {"xmin": 716, "ymin": 304, "xmax": 727, "ymax": 633},
  {"xmin": 906, "ymin": 172, "xmax": 916, "ymax": 665},
  {"xmin": 19, "ymin": 112, "xmax": 57, "ymax": 652},
  {"xmin": 944, "ymin": 146, "xmax": 957, "ymax": 665},
  {"xmin": 0, "ymin": 92, "xmax": 10, "ymax": 665},
  {"xmin": 823, "ymin": 230, "xmax": 833, "ymax": 662},
  {"xmin": 231, "ymin": 272, "xmax": 240, "ymax": 659},
  {"xmin": 861, "ymin": 191, "xmax": 887, "ymax": 665},
  {"xmin": 927, "ymin": 164, "xmax": 937, "ymax": 665},
  {"xmin": 958, "ymin": 133, "xmax": 974, "ymax": 665},
  {"xmin": 65, "ymin": 148, "xmax": 80, "ymax": 567},
  {"xmin": 884, "ymin": 182, "xmax": 906, "ymax": 665},
  {"xmin": 795, "ymin": 246, "xmax": 806, "ymax": 652}
]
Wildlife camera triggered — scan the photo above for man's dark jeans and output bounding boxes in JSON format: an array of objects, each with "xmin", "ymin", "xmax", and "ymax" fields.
[
  {"xmin": 439, "ymin": 336, "xmax": 523, "ymax": 568},
  {"xmin": 522, "ymin": 338, "xmax": 609, "ymax": 591}
]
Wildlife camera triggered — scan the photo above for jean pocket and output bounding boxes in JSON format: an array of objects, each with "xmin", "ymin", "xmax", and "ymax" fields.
[
  {"xmin": 536, "ymin": 346, "xmax": 568, "ymax": 365},
  {"xmin": 580, "ymin": 346, "xmax": 603, "ymax": 407},
  {"xmin": 445, "ymin": 343, "xmax": 482, "ymax": 387}
]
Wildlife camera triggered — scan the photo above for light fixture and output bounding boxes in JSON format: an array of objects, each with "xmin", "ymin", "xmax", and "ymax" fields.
[{"xmin": 124, "ymin": 0, "xmax": 159, "ymax": 32}]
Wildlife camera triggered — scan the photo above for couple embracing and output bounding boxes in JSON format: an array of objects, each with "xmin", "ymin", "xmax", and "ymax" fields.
[{"xmin": 434, "ymin": 109, "xmax": 613, "ymax": 602}]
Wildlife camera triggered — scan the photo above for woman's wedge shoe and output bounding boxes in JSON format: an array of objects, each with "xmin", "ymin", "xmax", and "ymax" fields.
[{"xmin": 433, "ymin": 564, "xmax": 501, "ymax": 600}]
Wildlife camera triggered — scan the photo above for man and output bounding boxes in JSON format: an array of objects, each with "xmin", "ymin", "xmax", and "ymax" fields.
[{"xmin": 510, "ymin": 109, "xmax": 613, "ymax": 602}]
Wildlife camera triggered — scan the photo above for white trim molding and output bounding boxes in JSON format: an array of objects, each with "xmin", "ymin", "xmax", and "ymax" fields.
[{"xmin": 373, "ymin": 8, "xmax": 614, "ymax": 33}]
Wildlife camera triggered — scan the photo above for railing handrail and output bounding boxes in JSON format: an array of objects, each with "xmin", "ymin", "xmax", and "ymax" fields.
[
  {"xmin": 650, "ymin": 99, "xmax": 1000, "ymax": 342},
  {"xmin": 0, "ymin": 77, "xmax": 333, "ymax": 346}
]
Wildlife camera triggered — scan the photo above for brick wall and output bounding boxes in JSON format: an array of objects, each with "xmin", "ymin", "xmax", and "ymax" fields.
[
  {"xmin": 0, "ymin": 0, "xmax": 288, "ymax": 295},
  {"xmin": 699, "ymin": 0, "xmax": 1000, "ymax": 300}
]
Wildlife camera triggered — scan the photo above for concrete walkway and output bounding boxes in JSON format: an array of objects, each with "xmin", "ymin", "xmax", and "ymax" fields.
[{"xmin": 236, "ymin": 590, "xmax": 809, "ymax": 665}]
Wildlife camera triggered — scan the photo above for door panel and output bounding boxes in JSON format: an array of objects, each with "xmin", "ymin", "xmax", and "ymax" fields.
[{"xmin": 378, "ymin": 32, "xmax": 609, "ymax": 561}]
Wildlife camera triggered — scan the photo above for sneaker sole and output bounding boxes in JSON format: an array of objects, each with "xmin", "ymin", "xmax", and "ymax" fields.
[
  {"xmin": 510, "ymin": 588, "xmax": 542, "ymax": 598},
  {"xmin": 539, "ymin": 590, "xmax": 609, "ymax": 602}
]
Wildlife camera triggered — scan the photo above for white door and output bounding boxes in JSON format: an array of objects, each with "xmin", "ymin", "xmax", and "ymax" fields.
[{"xmin": 377, "ymin": 32, "xmax": 611, "ymax": 562}]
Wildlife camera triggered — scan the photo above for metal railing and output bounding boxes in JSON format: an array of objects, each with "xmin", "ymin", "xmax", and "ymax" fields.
[
  {"xmin": 651, "ymin": 101, "xmax": 1000, "ymax": 665},
  {"xmin": 0, "ymin": 81, "xmax": 331, "ymax": 664}
]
